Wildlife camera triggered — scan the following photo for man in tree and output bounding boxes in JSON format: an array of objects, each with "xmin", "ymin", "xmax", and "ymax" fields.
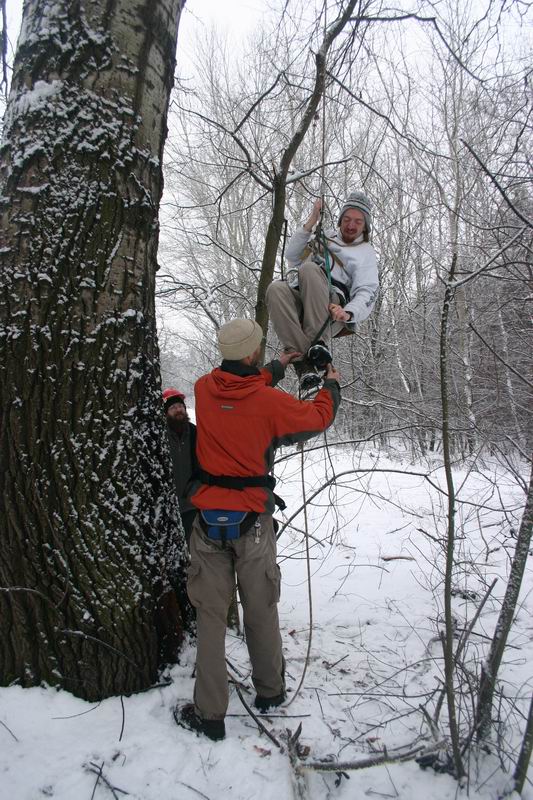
[
  {"xmin": 163, "ymin": 388, "xmax": 197, "ymax": 545},
  {"xmin": 266, "ymin": 191, "xmax": 379, "ymax": 385},
  {"xmin": 173, "ymin": 318, "xmax": 340, "ymax": 740}
]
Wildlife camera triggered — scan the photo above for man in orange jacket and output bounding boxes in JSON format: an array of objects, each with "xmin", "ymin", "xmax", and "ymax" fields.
[{"xmin": 173, "ymin": 318, "xmax": 340, "ymax": 741}]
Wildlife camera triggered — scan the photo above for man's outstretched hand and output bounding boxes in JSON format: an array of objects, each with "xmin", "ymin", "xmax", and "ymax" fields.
[
  {"xmin": 303, "ymin": 199, "xmax": 322, "ymax": 232},
  {"xmin": 278, "ymin": 351, "xmax": 303, "ymax": 368},
  {"xmin": 325, "ymin": 363, "xmax": 340, "ymax": 383},
  {"xmin": 329, "ymin": 303, "xmax": 352, "ymax": 323}
]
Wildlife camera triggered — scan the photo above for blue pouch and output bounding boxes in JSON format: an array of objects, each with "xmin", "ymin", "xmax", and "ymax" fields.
[{"xmin": 200, "ymin": 510, "xmax": 248, "ymax": 542}]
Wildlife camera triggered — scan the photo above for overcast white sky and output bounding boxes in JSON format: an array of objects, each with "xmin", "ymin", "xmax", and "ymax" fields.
[
  {"xmin": 181, "ymin": 0, "xmax": 265, "ymax": 38},
  {"xmin": 5, "ymin": 0, "xmax": 265, "ymax": 59}
]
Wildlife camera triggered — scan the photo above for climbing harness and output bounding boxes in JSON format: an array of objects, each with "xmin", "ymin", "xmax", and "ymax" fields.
[{"xmin": 195, "ymin": 468, "xmax": 287, "ymax": 511}]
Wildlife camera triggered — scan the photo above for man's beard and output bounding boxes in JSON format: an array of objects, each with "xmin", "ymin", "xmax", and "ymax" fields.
[{"xmin": 167, "ymin": 415, "xmax": 188, "ymax": 434}]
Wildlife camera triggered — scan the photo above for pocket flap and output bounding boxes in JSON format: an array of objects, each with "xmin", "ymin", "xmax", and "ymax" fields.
[{"xmin": 201, "ymin": 510, "xmax": 247, "ymax": 526}]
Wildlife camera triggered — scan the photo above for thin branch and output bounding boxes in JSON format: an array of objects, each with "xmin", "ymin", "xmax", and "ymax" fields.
[
  {"xmin": 87, "ymin": 762, "xmax": 129, "ymax": 799},
  {"xmin": 60, "ymin": 630, "xmax": 143, "ymax": 672},
  {"xmin": 327, "ymin": 70, "xmax": 447, "ymax": 160},
  {"xmin": 0, "ymin": 719, "xmax": 19, "ymax": 742},
  {"xmin": 286, "ymin": 157, "xmax": 353, "ymax": 185},
  {"xmin": 234, "ymin": 683, "xmax": 285, "ymax": 752},
  {"xmin": 351, "ymin": 13, "xmax": 484, "ymax": 81},
  {"xmin": 451, "ymin": 226, "xmax": 528, "ymax": 289},
  {"xmin": 174, "ymin": 104, "xmax": 273, "ymax": 192},
  {"xmin": 0, "ymin": 0, "xmax": 7, "ymax": 100},
  {"xmin": 119, "ymin": 696, "xmax": 125, "ymax": 742},
  {"xmin": 302, "ymin": 742, "xmax": 436, "ymax": 773},
  {"xmin": 469, "ymin": 321, "xmax": 533, "ymax": 390},
  {"xmin": 285, "ymin": 724, "xmax": 309, "ymax": 800},
  {"xmin": 460, "ymin": 139, "xmax": 533, "ymax": 230},
  {"xmin": 176, "ymin": 783, "xmax": 212, "ymax": 800},
  {"xmin": 234, "ymin": 71, "xmax": 285, "ymax": 134}
]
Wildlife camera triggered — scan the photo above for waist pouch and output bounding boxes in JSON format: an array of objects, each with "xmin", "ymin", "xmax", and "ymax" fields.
[{"xmin": 199, "ymin": 510, "xmax": 258, "ymax": 542}]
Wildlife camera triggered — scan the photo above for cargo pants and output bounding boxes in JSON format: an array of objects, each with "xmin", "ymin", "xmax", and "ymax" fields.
[
  {"xmin": 266, "ymin": 260, "xmax": 343, "ymax": 355},
  {"xmin": 187, "ymin": 513, "xmax": 284, "ymax": 721}
]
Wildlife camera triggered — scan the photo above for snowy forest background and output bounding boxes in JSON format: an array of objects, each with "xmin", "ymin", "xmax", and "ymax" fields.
[
  {"xmin": 0, "ymin": 0, "xmax": 531, "ymax": 799},
  {"xmin": 158, "ymin": 0, "xmax": 531, "ymax": 468}
]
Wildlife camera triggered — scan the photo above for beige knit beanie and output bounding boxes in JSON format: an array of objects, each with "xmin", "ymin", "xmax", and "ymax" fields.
[{"xmin": 217, "ymin": 319, "xmax": 264, "ymax": 360}]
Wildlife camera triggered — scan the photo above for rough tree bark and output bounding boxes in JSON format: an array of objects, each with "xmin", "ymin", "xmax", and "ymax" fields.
[{"xmin": 0, "ymin": 0, "xmax": 187, "ymax": 701}]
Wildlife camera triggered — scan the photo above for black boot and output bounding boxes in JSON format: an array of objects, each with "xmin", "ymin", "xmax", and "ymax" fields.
[
  {"xmin": 299, "ymin": 370, "xmax": 323, "ymax": 395},
  {"xmin": 254, "ymin": 690, "xmax": 286, "ymax": 712},
  {"xmin": 173, "ymin": 703, "xmax": 225, "ymax": 741},
  {"xmin": 308, "ymin": 341, "xmax": 332, "ymax": 369},
  {"xmin": 293, "ymin": 357, "xmax": 314, "ymax": 379}
]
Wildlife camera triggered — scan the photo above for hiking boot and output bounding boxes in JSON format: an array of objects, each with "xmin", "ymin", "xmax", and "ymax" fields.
[
  {"xmin": 254, "ymin": 690, "xmax": 286, "ymax": 713},
  {"xmin": 299, "ymin": 370, "xmax": 323, "ymax": 395},
  {"xmin": 308, "ymin": 341, "xmax": 332, "ymax": 369},
  {"xmin": 293, "ymin": 357, "xmax": 314, "ymax": 379},
  {"xmin": 173, "ymin": 703, "xmax": 225, "ymax": 741}
]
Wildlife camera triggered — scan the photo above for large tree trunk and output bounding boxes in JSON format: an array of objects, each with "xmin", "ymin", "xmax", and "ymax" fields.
[{"xmin": 0, "ymin": 0, "xmax": 187, "ymax": 701}]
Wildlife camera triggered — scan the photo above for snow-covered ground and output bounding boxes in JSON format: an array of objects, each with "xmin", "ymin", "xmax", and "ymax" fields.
[{"xmin": 1, "ymin": 444, "xmax": 531, "ymax": 800}]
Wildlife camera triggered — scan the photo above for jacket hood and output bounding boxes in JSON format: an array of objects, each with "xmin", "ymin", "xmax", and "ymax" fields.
[{"xmin": 203, "ymin": 367, "xmax": 265, "ymax": 401}]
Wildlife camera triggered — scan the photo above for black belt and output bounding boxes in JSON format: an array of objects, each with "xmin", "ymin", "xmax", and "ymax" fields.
[{"xmin": 196, "ymin": 470, "xmax": 286, "ymax": 511}]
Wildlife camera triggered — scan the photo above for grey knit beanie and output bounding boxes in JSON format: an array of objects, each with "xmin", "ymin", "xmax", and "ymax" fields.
[
  {"xmin": 218, "ymin": 318, "xmax": 264, "ymax": 360},
  {"xmin": 338, "ymin": 190, "xmax": 372, "ymax": 234}
]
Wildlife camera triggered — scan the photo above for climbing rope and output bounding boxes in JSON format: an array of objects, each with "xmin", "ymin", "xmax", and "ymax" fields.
[
  {"xmin": 283, "ymin": 441, "xmax": 314, "ymax": 708},
  {"xmin": 278, "ymin": 0, "xmax": 343, "ymax": 711},
  {"xmin": 279, "ymin": 217, "xmax": 288, "ymax": 281}
]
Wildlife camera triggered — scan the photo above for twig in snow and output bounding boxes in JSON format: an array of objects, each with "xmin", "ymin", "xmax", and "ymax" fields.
[
  {"xmin": 225, "ymin": 657, "xmax": 247, "ymax": 679},
  {"xmin": 119, "ymin": 696, "xmax": 125, "ymax": 742},
  {"xmin": 315, "ymin": 688, "xmax": 325, "ymax": 719},
  {"xmin": 380, "ymin": 555, "xmax": 415, "ymax": 562},
  {"xmin": 420, "ymin": 704, "xmax": 441, "ymax": 743},
  {"xmin": 285, "ymin": 724, "xmax": 309, "ymax": 800},
  {"xmin": 227, "ymin": 712, "xmax": 310, "ymax": 718},
  {"xmin": 234, "ymin": 684, "xmax": 285, "ymax": 752},
  {"xmin": 86, "ymin": 761, "xmax": 129, "ymax": 799},
  {"xmin": 302, "ymin": 742, "xmax": 435, "ymax": 773},
  {"xmin": 323, "ymin": 654, "xmax": 349, "ymax": 670},
  {"xmin": 52, "ymin": 703, "xmax": 101, "ymax": 720},
  {"xmin": 176, "ymin": 782, "xmax": 212, "ymax": 800},
  {"xmin": 0, "ymin": 718, "xmax": 19, "ymax": 741},
  {"xmin": 89, "ymin": 761, "xmax": 104, "ymax": 800},
  {"xmin": 328, "ymin": 656, "xmax": 438, "ymax": 696}
]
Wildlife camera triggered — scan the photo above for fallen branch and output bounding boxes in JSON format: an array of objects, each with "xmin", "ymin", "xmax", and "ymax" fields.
[
  {"xmin": 234, "ymin": 684, "xmax": 284, "ymax": 752},
  {"xmin": 0, "ymin": 719, "xmax": 19, "ymax": 742},
  {"xmin": 302, "ymin": 742, "xmax": 434, "ymax": 773},
  {"xmin": 177, "ymin": 782, "xmax": 212, "ymax": 800},
  {"xmin": 86, "ymin": 761, "xmax": 129, "ymax": 799},
  {"xmin": 381, "ymin": 555, "xmax": 415, "ymax": 562},
  {"xmin": 285, "ymin": 724, "xmax": 309, "ymax": 800}
]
